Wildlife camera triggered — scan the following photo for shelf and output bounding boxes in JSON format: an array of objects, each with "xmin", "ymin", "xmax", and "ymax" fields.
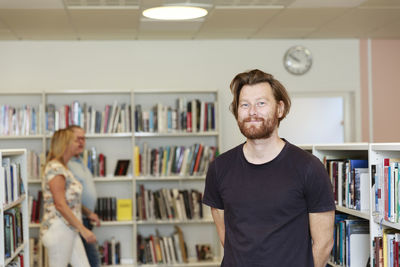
[
  {"xmin": 3, "ymin": 195, "xmax": 26, "ymax": 211},
  {"xmin": 314, "ymin": 143, "xmax": 369, "ymax": 151},
  {"xmin": 86, "ymin": 133, "xmax": 132, "ymax": 138},
  {"xmin": 137, "ymin": 218, "xmax": 214, "ymax": 225},
  {"xmin": 28, "ymin": 179, "xmax": 41, "ymax": 184},
  {"xmin": 99, "ymin": 221, "xmax": 134, "ymax": 226},
  {"xmin": 45, "ymin": 133, "xmax": 132, "ymax": 138},
  {"xmin": 0, "ymin": 149, "xmax": 26, "ymax": 157},
  {"xmin": 373, "ymin": 215, "xmax": 400, "ymax": 230},
  {"xmin": 29, "ymin": 223, "xmax": 41, "ymax": 228},
  {"xmin": 335, "ymin": 205, "xmax": 370, "ymax": 220},
  {"xmin": 135, "ymin": 131, "xmax": 218, "ymax": 137},
  {"xmin": 33, "ymin": 221, "xmax": 137, "ymax": 229},
  {"xmin": 136, "ymin": 175, "xmax": 206, "ymax": 181},
  {"xmin": 4, "ymin": 240, "xmax": 27, "ymax": 266},
  {"xmin": 94, "ymin": 176, "xmax": 133, "ymax": 182},
  {"xmin": 370, "ymin": 143, "xmax": 400, "ymax": 151},
  {"xmin": 0, "ymin": 135, "xmax": 44, "ymax": 140},
  {"xmin": 327, "ymin": 261, "xmax": 342, "ymax": 267}
]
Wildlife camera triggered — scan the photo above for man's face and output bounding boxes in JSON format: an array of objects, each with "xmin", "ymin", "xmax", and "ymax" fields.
[
  {"xmin": 72, "ymin": 128, "xmax": 86, "ymax": 155},
  {"xmin": 237, "ymin": 82, "xmax": 283, "ymax": 140},
  {"xmin": 66, "ymin": 135, "xmax": 81, "ymax": 157}
]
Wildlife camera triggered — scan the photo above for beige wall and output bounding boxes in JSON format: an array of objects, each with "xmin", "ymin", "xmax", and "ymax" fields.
[
  {"xmin": 0, "ymin": 40, "xmax": 360, "ymax": 150},
  {"xmin": 361, "ymin": 40, "xmax": 400, "ymax": 142}
]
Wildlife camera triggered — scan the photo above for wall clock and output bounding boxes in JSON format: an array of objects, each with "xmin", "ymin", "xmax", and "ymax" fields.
[{"xmin": 283, "ymin": 46, "xmax": 312, "ymax": 75}]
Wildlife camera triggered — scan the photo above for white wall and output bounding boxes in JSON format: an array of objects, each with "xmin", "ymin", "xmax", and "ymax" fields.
[{"xmin": 0, "ymin": 39, "xmax": 360, "ymax": 152}]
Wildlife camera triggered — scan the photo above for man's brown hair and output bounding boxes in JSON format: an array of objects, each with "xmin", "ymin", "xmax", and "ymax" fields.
[{"xmin": 229, "ymin": 69, "xmax": 291, "ymax": 123}]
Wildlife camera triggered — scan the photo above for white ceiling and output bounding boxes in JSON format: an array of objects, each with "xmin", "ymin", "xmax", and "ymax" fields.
[{"xmin": 0, "ymin": 0, "xmax": 399, "ymax": 40}]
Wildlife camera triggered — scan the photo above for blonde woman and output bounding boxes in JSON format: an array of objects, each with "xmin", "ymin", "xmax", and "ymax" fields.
[{"xmin": 41, "ymin": 128, "xmax": 96, "ymax": 267}]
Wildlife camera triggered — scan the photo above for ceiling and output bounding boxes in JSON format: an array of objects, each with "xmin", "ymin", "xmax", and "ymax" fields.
[{"xmin": 0, "ymin": 0, "xmax": 399, "ymax": 40}]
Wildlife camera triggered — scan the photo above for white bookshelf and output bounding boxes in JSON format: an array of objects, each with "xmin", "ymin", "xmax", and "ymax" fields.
[
  {"xmin": 368, "ymin": 143, "xmax": 400, "ymax": 265},
  {"xmin": 335, "ymin": 205, "xmax": 369, "ymax": 220},
  {"xmin": 132, "ymin": 89, "xmax": 221, "ymax": 264},
  {"xmin": 312, "ymin": 143, "xmax": 371, "ymax": 267},
  {"xmin": 0, "ymin": 90, "xmax": 221, "ymax": 265},
  {"xmin": 0, "ymin": 149, "xmax": 29, "ymax": 267}
]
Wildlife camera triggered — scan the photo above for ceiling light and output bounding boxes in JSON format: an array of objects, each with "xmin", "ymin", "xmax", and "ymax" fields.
[{"xmin": 142, "ymin": 6, "xmax": 208, "ymax": 20}]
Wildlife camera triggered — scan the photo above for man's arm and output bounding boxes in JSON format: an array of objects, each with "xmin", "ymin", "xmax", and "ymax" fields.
[
  {"xmin": 211, "ymin": 207, "xmax": 225, "ymax": 247},
  {"xmin": 82, "ymin": 205, "xmax": 101, "ymax": 227},
  {"xmin": 309, "ymin": 210, "xmax": 335, "ymax": 267}
]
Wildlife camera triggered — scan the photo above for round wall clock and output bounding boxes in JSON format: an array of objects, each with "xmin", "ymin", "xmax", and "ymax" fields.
[{"xmin": 283, "ymin": 46, "xmax": 312, "ymax": 75}]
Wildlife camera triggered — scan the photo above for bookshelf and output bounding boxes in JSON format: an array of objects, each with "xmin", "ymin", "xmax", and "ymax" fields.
[
  {"xmin": 312, "ymin": 143, "xmax": 370, "ymax": 267},
  {"xmin": 368, "ymin": 143, "xmax": 400, "ymax": 266},
  {"xmin": 132, "ymin": 89, "xmax": 222, "ymax": 265},
  {"xmin": 0, "ymin": 149, "xmax": 29, "ymax": 267},
  {"xmin": 1, "ymin": 90, "xmax": 222, "ymax": 266}
]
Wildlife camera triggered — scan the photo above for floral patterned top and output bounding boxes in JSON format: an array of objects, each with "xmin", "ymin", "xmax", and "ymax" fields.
[{"xmin": 40, "ymin": 160, "xmax": 83, "ymax": 238}]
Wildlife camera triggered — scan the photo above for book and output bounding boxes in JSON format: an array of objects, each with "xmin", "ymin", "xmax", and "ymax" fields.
[
  {"xmin": 114, "ymin": 159, "xmax": 130, "ymax": 176},
  {"xmin": 174, "ymin": 225, "xmax": 188, "ymax": 263},
  {"xmin": 354, "ymin": 168, "xmax": 369, "ymax": 211},
  {"xmin": 345, "ymin": 219, "xmax": 369, "ymax": 267},
  {"xmin": 98, "ymin": 153, "xmax": 106, "ymax": 177},
  {"xmin": 117, "ymin": 199, "xmax": 132, "ymax": 221}
]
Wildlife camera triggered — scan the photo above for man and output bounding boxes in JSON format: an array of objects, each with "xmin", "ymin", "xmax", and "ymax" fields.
[
  {"xmin": 67, "ymin": 125, "xmax": 101, "ymax": 267},
  {"xmin": 203, "ymin": 69, "xmax": 335, "ymax": 267}
]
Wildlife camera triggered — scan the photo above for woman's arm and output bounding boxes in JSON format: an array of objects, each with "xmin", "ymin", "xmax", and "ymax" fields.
[{"xmin": 49, "ymin": 175, "xmax": 97, "ymax": 243}]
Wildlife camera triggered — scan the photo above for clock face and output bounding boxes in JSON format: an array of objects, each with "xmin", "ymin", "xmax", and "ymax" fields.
[{"xmin": 283, "ymin": 46, "xmax": 312, "ymax": 75}]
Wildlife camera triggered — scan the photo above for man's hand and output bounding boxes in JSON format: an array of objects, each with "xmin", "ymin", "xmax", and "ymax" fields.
[{"xmin": 88, "ymin": 212, "xmax": 101, "ymax": 227}]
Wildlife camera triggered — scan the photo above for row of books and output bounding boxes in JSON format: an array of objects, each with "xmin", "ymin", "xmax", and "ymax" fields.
[
  {"xmin": 137, "ymin": 226, "xmax": 188, "ymax": 265},
  {"xmin": 99, "ymin": 237, "xmax": 121, "ymax": 265},
  {"xmin": 95, "ymin": 197, "xmax": 133, "ymax": 221},
  {"xmin": 0, "ymin": 104, "xmax": 42, "ymax": 136},
  {"xmin": 324, "ymin": 158, "xmax": 369, "ymax": 210},
  {"xmin": 28, "ymin": 191, "xmax": 43, "ymax": 224},
  {"xmin": 331, "ymin": 214, "xmax": 369, "ymax": 266},
  {"xmin": 45, "ymin": 101, "xmax": 132, "ymax": 134},
  {"xmin": 4, "ymin": 207, "xmax": 24, "ymax": 259},
  {"xmin": 195, "ymin": 244, "xmax": 213, "ymax": 261},
  {"xmin": 29, "ymin": 238, "xmax": 48, "ymax": 267},
  {"xmin": 5, "ymin": 253, "xmax": 25, "ymax": 267},
  {"xmin": 135, "ymin": 99, "xmax": 216, "ymax": 133},
  {"xmin": 372, "ymin": 158, "xmax": 400, "ymax": 223},
  {"xmin": 27, "ymin": 150, "xmax": 44, "ymax": 181},
  {"xmin": 374, "ymin": 231, "xmax": 400, "ymax": 267},
  {"xmin": 82, "ymin": 147, "xmax": 106, "ymax": 177},
  {"xmin": 137, "ymin": 186, "xmax": 203, "ymax": 221},
  {"xmin": 134, "ymin": 143, "xmax": 218, "ymax": 177},
  {"xmin": 1, "ymin": 158, "xmax": 25, "ymax": 204}
]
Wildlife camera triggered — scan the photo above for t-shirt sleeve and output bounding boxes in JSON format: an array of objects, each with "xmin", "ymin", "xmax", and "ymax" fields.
[
  {"xmin": 45, "ymin": 161, "xmax": 68, "ymax": 183},
  {"xmin": 202, "ymin": 160, "xmax": 224, "ymax": 209},
  {"xmin": 305, "ymin": 158, "xmax": 336, "ymax": 213}
]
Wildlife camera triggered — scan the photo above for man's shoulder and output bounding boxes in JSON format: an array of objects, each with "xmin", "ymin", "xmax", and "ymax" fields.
[
  {"xmin": 285, "ymin": 142, "xmax": 315, "ymax": 159},
  {"xmin": 68, "ymin": 157, "xmax": 83, "ymax": 167},
  {"xmin": 283, "ymin": 141, "xmax": 323, "ymax": 169},
  {"xmin": 215, "ymin": 143, "xmax": 243, "ymax": 162}
]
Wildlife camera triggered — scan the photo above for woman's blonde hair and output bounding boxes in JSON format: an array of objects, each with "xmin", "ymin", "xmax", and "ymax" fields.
[{"xmin": 46, "ymin": 128, "xmax": 75, "ymax": 166}]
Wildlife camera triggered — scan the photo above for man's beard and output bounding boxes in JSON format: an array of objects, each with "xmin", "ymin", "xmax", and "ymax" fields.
[{"xmin": 237, "ymin": 109, "xmax": 279, "ymax": 140}]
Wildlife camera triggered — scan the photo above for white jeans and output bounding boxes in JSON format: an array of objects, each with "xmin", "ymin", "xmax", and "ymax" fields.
[{"xmin": 42, "ymin": 217, "xmax": 90, "ymax": 267}]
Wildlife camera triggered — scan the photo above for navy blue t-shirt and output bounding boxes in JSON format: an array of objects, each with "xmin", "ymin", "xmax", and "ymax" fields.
[{"xmin": 203, "ymin": 140, "xmax": 335, "ymax": 267}]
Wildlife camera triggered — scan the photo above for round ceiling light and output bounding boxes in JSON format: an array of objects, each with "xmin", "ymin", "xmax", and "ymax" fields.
[{"xmin": 142, "ymin": 6, "xmax": 208, "ymax": 20}]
